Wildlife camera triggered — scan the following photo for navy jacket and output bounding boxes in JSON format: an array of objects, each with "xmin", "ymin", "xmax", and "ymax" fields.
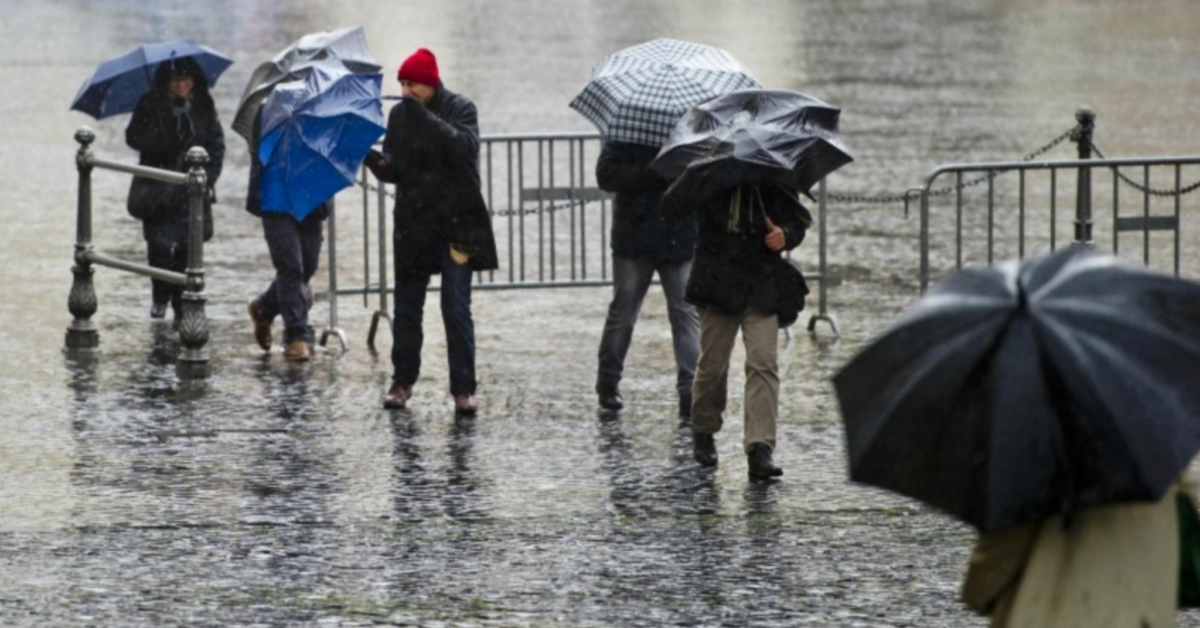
[{"xmin": 596, "ymin": 141, "xmax": 696, "ymax": 263}]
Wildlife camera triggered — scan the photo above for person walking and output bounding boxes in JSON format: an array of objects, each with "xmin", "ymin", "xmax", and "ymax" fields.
[
  {"xmin": 244, "ymin": 109, "xmax": 330, "ymax": 362},
  {"xmin": 962, "ymin": 473, "xmax": 1199, "ymax": 627},
  {"xmin": 364, "ymin": 47, "xmax": 497, "ymax": 414},
  {"xmin": 662, "ymin": 182, "xmax": 810, "ymax": 480},
  {"xmin": 593, "ymin": 140, "xmax": 699, "ymax": 415},
  {"xmin": 125, "ymin": 56, "xmax": 225, "ymax": 320}
]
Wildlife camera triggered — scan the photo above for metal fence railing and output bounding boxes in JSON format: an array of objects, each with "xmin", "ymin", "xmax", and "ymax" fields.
[
  {"xmin": 66, "ymin": 127, "xmax": 213, "ymax": 379},
  {"xmin": 326, "ymin": 132, "xmax": 841, "ymax": 350}
]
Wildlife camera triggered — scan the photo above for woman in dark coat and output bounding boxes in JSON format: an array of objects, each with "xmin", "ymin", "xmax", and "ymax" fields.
[
  {"xmin": 662, "ymin": 181, "xmax": 811, "ymax": 479},
  {"xmin": 364, "ymin": 47, "xmax": 497, "ymax": 414},
  {"xmin": 125, "ymin": 56, "xmax": 225, "ymax": 319}
]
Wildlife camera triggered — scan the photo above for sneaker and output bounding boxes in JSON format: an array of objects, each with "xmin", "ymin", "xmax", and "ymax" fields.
[
  {"xmin": 284, "ymin": 339, "xmax": 310, "ymax": 362},
  {"xmin": 150, "ymin": 302, "xmax": 168, "ymax": 319},
  {"xmin": 598, "ymin": 389, "xmax": 624, "ymax": 411},
  {"xmin": 454, "ymin": 394, "xmax": 477, "ymax": 415},
  {"xmin": 384, "ymin": 382, "xmax": 411, "ymax": 409},
  {"xmin": 247, "ymin": 298, "xmax": 272, "ymax": 351}
]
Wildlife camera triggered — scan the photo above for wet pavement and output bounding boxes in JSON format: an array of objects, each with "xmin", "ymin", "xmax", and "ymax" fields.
[{"xmin": 4, "ymin": 1, "xmax": 1200, "ymax": 626}]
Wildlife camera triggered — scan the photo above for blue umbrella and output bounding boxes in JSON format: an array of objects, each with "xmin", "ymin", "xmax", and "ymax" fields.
[
  {"xmin": 257, "ymin": 64, "xmax": 385, "ymax": 220},
  {"xmin": 70, "ymin": 39, "xmax": 233, "ymax": 119}
]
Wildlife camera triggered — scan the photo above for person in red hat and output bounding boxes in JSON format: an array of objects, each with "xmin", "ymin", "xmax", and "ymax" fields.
[{"xmin": 364, "ymin": 47, "xmax": 498, "ymax": 414}]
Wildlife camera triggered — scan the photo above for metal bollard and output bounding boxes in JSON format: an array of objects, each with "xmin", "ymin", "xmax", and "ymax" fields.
[
  {"xmin": 1071, "ymin": 106, "xmax": 1096, "ymax": 246},
  {"xmin": 175, "ymin": 146, "xmax": 211, "ymax": 379},
  {"xmin": 66, "ymin": 127, "xmax": 99, "ymax": 351}
]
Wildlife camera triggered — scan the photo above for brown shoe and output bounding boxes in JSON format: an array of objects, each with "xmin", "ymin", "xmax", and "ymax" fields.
[
  {"xmin": 384, "ymin": 382, "xmax": 411, "ymax": 409},
  {"xmin": 454, "ymin": 394, "xmax": 477, "ymax": 415},
  {"xmin": 285, "ymin": 339, "xmax": 310, "ymax": 362},
  {"xmin": 247, "ymin": 298, "xmax": 272, "ymax": 351}
]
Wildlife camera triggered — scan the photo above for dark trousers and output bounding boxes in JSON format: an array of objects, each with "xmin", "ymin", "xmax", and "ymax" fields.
[
  {"xmin": 257, "ymin": 212, "xmax": 324, "ymax": 343},
  {"xmin": 147, "ymin": 239, "xmax": 187, "ymax": 313},
  {"xmin": 392, "ymin": 247, "xmax": 477, "ymax": 396}
]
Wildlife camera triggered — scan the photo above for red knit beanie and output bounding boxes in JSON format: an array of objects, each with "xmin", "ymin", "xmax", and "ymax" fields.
[{"xmin": 397, "ymin": 48, "xmax": 441, "ymax": 87}]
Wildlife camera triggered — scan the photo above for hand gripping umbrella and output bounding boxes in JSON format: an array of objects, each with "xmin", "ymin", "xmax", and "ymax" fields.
[
  {"xmin": 233, "ymin": 25, "xmax": 381, "ymax": 142},
  {"xmin": 652, "ymin": 89, "xmax": 853, "ymax": 200},
  {"xmin": 70, "ymin": 39, "xmax": 233, "ymax": 119},
  {"xmin": 257, "ymin": 64, "xmax": 386, "ymax": 220},
  {"xmin": 833, "ymin": 246, "xmax": 1200, "ymax": 532},
  {"xmin": 569, "ymin": 38, "xmax": 762, "ymax": 147}
]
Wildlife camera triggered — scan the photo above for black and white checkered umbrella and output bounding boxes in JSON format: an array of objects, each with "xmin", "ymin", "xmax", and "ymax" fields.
[{"xmin": 569, "ymin": 39, "xmax": 762, "ymax": 147}]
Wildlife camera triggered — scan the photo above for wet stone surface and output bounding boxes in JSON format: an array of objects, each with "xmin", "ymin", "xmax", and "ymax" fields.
[{"xmin": 6, "ymin": 0, "xmax": 1200, "ymax": 625}]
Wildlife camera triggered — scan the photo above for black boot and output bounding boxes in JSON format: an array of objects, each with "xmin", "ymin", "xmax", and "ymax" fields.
[
  {"xmin": 678, "ymin": 392, "xmax": 692, "ymax": 418},
  {"xmin": 597, "ymin": 385, "xmax": 624, "ymax": 411},
  {"xmin": 747, "ymin": 443, "xmax": 783, "ymax": 480},
  {"xmin": 693, "ymin": 431, "xmax": 718, "ymax": 467}
]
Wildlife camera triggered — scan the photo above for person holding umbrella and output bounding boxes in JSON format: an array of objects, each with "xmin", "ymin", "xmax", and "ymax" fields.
[
  {"xmin": 124, "ymin": 56, "xmax": 225, "ymax": 320},
  {"xmin": 569, "ymin": 39, "xmax": 761, "ymax": 415},
  {"xmin": 364, "ymin": 48, "xmax": 498, "ymax": 414},
  {"xmin": 832, "ymin": 247, "xmax": 1200, "ymax": 626},
  {"xmin": 661, "ymin": 181, "xmax": 811, "ymax": 480}
]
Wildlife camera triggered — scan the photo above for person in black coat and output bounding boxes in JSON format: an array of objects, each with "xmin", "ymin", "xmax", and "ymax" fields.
[
  {"xmin": 364, "ymin": 48, "xmax": 498, "ymax": 414},
  {"xmin": 661, "ymin": 181, "xmax": 811, "ymax": 480},
  {"xmin": 125, "ymin": 56, "xmax": 225, "ymax": 320},
  {"xmin": 593, "ymin": 141, "xmax": 699, "ymax": 415}
]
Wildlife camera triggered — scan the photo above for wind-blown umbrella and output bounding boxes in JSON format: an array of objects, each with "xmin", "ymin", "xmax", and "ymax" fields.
[
  {"xmin": 653, "ymin": 89, "xmax": 853, "ymax": 199},
  {"xmin": 233, "ymin": 25, "xmax": 381, "ymax": 142},
  {"xmin": 70, "ymin": 39, "xmax": 232, "ymax": 119},
  {"xmin": 257, "ymin": 64, "xmax": 386, "ymax": 220},
  {"xmin": 569, "ymin": 38, "xmax": 762, "ymax": 147},
  {"xmin": 833, "ymin": 246, "xmax": 1200, "ymax": 533}
]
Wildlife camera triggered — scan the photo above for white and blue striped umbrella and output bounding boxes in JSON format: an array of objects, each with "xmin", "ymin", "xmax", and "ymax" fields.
[{"xmin": 569, "ymin": 39, "xmax": 762, "ymax": 147}]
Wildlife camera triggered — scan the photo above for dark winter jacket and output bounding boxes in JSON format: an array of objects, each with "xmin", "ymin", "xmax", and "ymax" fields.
[
  {"xmin": 596, "ymin": 141, "xmax": 696, "ymax": 262},
  {"xmin": 244, "ymin": 107, "xmax": 331, "ymax": 223},
  {"xmin": 125, "ymin": 58, "xmax": 225, "ymax": 246},
  {"xmin": 365, "ymin": 86, "xmax": 498, "ymax": 277},
  {"xmin": 662, "ymin": 183, "xmax": 811, "ymax": 320}
]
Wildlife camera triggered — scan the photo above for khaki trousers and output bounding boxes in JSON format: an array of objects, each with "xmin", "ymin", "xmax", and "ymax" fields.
[{"xmin": 691, "ymin": 308, "xmax": 779, "ymax": 454}]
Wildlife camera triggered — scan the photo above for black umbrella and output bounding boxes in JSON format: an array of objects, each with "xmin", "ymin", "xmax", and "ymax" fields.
[
  {"xmin": 652, "ymin": 89, "xmax": 852, "ymax": 199},
  {"xmin": 232, "ymin": 26, "xmax": 381, "ymax": 142},
  {"xmin": 833, "ymin": 246, "xmax": 1200, "ymax": 532}
]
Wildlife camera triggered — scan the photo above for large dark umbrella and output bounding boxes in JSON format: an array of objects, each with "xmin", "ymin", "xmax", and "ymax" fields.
[
  {"xmin": 652, "ymin": 89, "xmax": 853, "ymax": 199},
  {"xmin": 258, "ymin": 64, "xmax": 385, "ymax": 220},
  {"xmin": 833, "ymin": 246, "xmax": 1200, "ymax": 532},
  {"xmin": 70, "ymin": 39, "xmax": 232, "ymax": 119},
  {"xmin": 232, "ymin": 25, "xmax": 381, "ymax": 142},
  {"xmin": 569, "ymin": 38, "xmax": 762, "ymax": 147}
]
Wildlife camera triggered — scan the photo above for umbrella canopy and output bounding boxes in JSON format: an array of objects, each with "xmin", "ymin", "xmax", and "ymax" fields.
[
  {"xmin": 652, "ymin": 89, "xmax": 853, "ymax": 199},
  {"xmin": 257, "ymin": 64, "xmax": 386, "ymax": 220},
  {"xmin": 833, "ymin": 246, "xmax": 1200, "ymax": 533},
  {"xmin": 233, "ymin": 25, "xmax": 381, "ymax": 142},
  {"xmin": 70, "ymin": 40, "xmax": 232, "ymax": 119},
  {"xmin": 569, "ymin": 38, "xmax": 762, "ymax": 147}
]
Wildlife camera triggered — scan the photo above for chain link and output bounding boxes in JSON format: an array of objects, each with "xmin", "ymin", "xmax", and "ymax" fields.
[
  {"xmin": 826, "ymin": 127, "xmax": 1077, "ymax": 208},
  {"xmin": 1087, "ymin": 142, "xmax": 1200, "ymax": 198}
]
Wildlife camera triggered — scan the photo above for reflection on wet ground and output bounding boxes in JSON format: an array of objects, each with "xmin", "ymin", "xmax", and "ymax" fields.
[{"xmin": 5, "ymin": 0, "xmax": 1200, "ymax": 625}]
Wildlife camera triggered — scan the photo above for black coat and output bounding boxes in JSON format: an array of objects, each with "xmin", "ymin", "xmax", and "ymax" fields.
[
  {"xmin": 662, "ymin": 183, "xmax": 811, "ymax": 319},
  {"xmin": 596, "ymin": 141, "xmax": 696, "ymax": 262},
  {"xmin": 366, "ymin": 86, "xmax": 498, "ymax": 277},
  {"xmin": 125, "ymin": 59, "xmax": 225, "ymax": 246}
]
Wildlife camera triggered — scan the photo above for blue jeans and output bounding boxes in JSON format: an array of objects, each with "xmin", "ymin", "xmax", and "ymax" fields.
[
  {"xmin": 596, "ymin": 255, "xmax": 699, "ymax": 398},
  {"xmin": 392, "ymin": 247, "xmax": 477, "ymax": 396},
  {"xmin": 257, "ymin": 212, "xmax": 324, "ymax": 343}
]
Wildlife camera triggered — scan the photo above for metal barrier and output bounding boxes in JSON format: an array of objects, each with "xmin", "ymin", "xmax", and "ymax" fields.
[
  {"xmin": 66, "ymin": 127, "xmax": 212, "ymax": 379},
  {"xmin": 325, "ymin": 132, "xmax": 841, "ymax": 351},
  {"xmin": 915, "ymin": 109, "xmax": 1200, "ymax": 292}
]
